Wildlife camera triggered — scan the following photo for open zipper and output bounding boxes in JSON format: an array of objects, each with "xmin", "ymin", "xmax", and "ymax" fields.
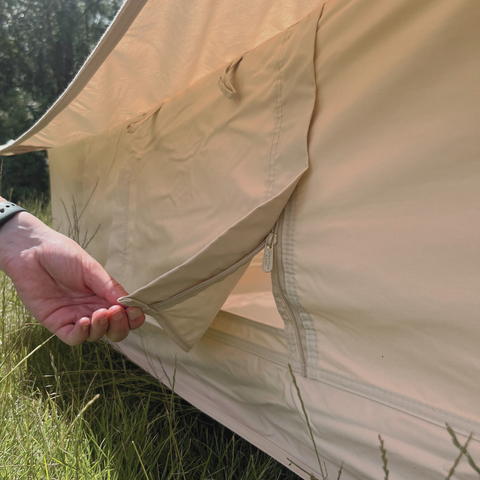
[
  {"xmin": 263, "ymin": 214, "xmax": 307, "ymax": 377},
  {"xmin": 146, "ymin": 232, "xmax": 275, "ymax": 311},
  {"xmin": 120, "ymin": 215, "xmax": 307, "ymax": 375}
]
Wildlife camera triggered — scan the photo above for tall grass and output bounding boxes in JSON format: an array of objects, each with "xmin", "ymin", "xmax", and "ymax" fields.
[{"xmin": 0, "ymin": 200, "xmax": 299, "ymax": 479}]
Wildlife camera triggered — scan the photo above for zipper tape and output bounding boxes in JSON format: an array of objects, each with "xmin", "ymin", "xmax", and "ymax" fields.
[
  {"xmin": 119, "ymin": 227, "xmax": 276, "ymax": 312},
  {"xmin": 270, "ymin": 210, "xmax": 307, "ymax": 376},
  {"xmin": 262, "ymin": 231, "xmax": 278, "ymax": 273}
]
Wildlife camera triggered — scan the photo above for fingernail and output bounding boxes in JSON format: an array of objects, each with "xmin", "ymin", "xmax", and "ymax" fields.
[
  {"xmin": 82, "ymin": 321, "xmax": 90, "ymax": 331},
  {"xmin": 100, "ymin": 316, "xmax": 108, "ymax": 325},
  {"xmin": 112, "ymin": 310, "xmax": 124, "ymax": 322},
  {"xmin": 127, "ymin": 307, "xmax": 141, "ymax": 321}
]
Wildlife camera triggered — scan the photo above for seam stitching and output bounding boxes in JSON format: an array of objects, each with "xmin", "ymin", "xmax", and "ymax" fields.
[
  {"xmin": 308, "ymin": 365, "xmax": 480, "ymax": 430},
  {"xmin": 117, "ymin": 145, "xmax": 135, "ymax": 284},
  {"xmin": 284, "ymin": 191, "xmax": 319, "ymax": 367},
  {"xmin": 266, "ymin": 29, "xmax": 290, "ymax": 201},
  {"xmin": 215, "ymin": 312, "xmax": 286, "ymax": 338},
  {"xmin": 204, "ymin": 329, "xmax": 302, "ymax": 371}
]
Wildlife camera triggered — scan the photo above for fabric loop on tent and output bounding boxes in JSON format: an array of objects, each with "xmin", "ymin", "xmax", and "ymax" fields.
[
  {"xmin": 218, "ymin": 55, "xmax": 244, "ymax": 100},
  {"xmin": 126, "ymin": 102, "xmax": 165, "ymax": 133}
]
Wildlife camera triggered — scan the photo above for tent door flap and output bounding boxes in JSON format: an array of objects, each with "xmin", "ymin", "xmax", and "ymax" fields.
[{"xmin": 114, "ymin": 6, "xmax": 324, "ymax": 352}]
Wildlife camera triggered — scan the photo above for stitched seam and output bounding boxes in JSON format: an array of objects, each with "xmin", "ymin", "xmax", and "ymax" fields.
[
  {"xmin": 216, "ymin": 311, "xmax": 286, "ymax": 338},
  {"xmin": 119, "ymin": 125, "xmax": 148, "ymax": 284},
  {"xmin": 272, "ymin": 257, "xmax": 301, "ymax": 359},
  {"xmin": 307, "ymin": 365, "xmax": 480, "ymax": 431},
  {"xmin": 283, "ymin": 192, "xmax": 318, "ymax": 367},
  {"xmin": 272, "ymin": 9, "xmax": 323, "ymax": 369},
  {"xmin": 266, "ymin": 29, "xmax": 290, "ymax": 201},
  {"xmin": 281, "ymin": 196, "xmax": 303, "ymax": 362},
  {"xmin": 132, "ymin": 326, "xmax": 480, "ymax": 436},
  {"xmin": 117, "ymin": 144, "xmax": 135, "ymax": 284},
  {"xmin": 204, "ymin": 329, "xmax": 302, "ymax": 372}
]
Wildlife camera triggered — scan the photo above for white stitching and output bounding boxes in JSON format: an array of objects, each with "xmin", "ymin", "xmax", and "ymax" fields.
[{"xmin": 307, "ymin": 365, "xmax": 480, "ymax": 432}]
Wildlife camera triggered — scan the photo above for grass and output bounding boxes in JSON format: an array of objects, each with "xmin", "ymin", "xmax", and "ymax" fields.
[
  {"xmin": 0, "ymin": 199, "xmax": 301, "ymax": 479},
  {"xmin": 0, "ymin": 268, "xmax": 302, "ymax": 480}
]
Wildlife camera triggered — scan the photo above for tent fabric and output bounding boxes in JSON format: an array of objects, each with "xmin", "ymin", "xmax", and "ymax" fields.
[
  {"xmin": 7, "ymin": 0, "xmax": 480, "ymax": 478},
  {"xmin": 114, "ymin": 8, "xmax": 320, "ymax": 351},
  {"xmin": 0, "ymin": 0, "xmax": 149, "ymax": 155},
  {"xmin": 0, "ymin": 0, "xmax": 322, "ymax": 155},
  {"xmin": 118, "ymin": 319, "xmax": 480, "ymax": 480}
]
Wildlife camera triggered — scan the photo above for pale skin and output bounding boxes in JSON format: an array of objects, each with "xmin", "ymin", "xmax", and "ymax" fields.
[{"xmin": 0, "ymin": 196, "xmax": 145, "ymax": 345}]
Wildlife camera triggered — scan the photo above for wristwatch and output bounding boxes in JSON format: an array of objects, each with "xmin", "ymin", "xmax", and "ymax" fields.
[{"xmin": 0, "ymin": 202, "xmax": 27, "ymax": 231}]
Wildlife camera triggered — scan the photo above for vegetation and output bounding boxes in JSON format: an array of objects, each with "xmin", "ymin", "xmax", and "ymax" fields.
[
  {"xmin": 0, "ymin": 0, "xmax": 123, "ymax": 201},
  {"xmin": 0, "ymin": 201, "xmax": 301, "ymax": 479}
]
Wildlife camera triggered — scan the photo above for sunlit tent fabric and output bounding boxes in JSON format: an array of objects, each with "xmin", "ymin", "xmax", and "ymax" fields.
[{"xmin": 2, "ymin": 0, "xmax": 479, "ymax": 478}]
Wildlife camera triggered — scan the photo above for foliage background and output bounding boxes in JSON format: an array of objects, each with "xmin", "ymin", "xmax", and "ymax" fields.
[{"xmin": 0, "ymin": 0, "xmax": 123, "ymax": 201}]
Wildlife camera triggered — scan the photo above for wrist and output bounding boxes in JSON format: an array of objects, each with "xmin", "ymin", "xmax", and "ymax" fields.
[
  {"xmin": 0, "ymin": 200, "xmax": 27, "ymax": 230},
  {"xmin": 0, "ymin": 209, "xmax": 47, "ymax": 276}
]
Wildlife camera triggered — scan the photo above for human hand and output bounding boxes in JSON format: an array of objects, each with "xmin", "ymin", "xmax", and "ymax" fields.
[{"xmin": 0, "ymin": 209, "xmax": 145, "ymax": 345}]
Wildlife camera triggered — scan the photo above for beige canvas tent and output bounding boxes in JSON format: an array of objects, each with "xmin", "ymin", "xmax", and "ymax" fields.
[{"xmin": 1, "ymin": 0, "xmax": 479, "ymax": 478}]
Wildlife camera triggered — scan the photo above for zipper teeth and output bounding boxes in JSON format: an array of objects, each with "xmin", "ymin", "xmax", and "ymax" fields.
[
  {"xmin": 272, "ymin": 217, "xmax": 307, "ymax": 376},
  {"xmin": 150, "ymin": 239, "xmax": 268, "ymax": 310}
]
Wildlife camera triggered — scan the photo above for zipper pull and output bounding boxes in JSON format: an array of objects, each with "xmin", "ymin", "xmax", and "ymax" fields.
[{"xmin": 262, "ymin": 232, "xmax": 277, "ymax": 273}]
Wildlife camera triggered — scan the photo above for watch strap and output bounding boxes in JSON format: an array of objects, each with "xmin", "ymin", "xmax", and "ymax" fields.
[{"xmin": 0, "ymin": 202, "xmax": 27, "ymax": 230}]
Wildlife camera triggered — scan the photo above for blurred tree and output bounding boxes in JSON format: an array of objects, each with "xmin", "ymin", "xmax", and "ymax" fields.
[{"xmin": 0, "ymin": 0, "xmax": 123, "ymax": 202}]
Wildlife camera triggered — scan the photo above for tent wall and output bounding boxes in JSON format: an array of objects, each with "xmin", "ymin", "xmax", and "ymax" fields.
[
  {"xmin": 0, "ymin": 0, "xmax": 323, "ymax": 155},
  {"xmin": 46, "ymin": 0, "xmax": 480, "ymax": 478},
  {"xmin": 115, "ymin": 317, "xmax": 480, "ymax": 480},
  {"xmin": 296, "ymin": 0, "xmax": 480, "ymax": 422}
]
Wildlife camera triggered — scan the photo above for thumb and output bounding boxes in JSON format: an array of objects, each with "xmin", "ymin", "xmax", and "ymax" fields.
[
  {"xmin": 83, "ymin": 256, "xmax": 146, "ymax": 331},
  {"xmin": 83, "ymin": 256, "xmax": 129, "ymax": 305}
]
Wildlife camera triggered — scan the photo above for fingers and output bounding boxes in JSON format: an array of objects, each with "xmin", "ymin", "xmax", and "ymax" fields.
[
  {"xmin": 80, "ymin": 257, "xmax": 146, "ymax": 340},
  {"xmin": 86, "ymin": 308, "xmax": 109, "ymax": 342},
  {"xmin": 125, "ymin": 307, "xmax": 145, "ymax": 330},
  {"xmin": 105, "ymin": 305, "xmax": 130, "ymax": 342},
  {"xmin": 57, "ymin": 317, "xmax": 91, "ymax": 346},
  {"xmin": 83, "ymin": 258, "xmax": 129, "ymax": 306},
  {"xmin": 86, "ymin": 306, "xmax": 145, "ymax": 342},
  {"xmin": 60, "ymin": 306, "xmax": 145, "ymax": 345}
]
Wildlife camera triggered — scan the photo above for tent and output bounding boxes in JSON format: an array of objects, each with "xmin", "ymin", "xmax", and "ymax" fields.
[{"xmin": 2, "ymin": 0, "xmax": 479, "ymax": 477}]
